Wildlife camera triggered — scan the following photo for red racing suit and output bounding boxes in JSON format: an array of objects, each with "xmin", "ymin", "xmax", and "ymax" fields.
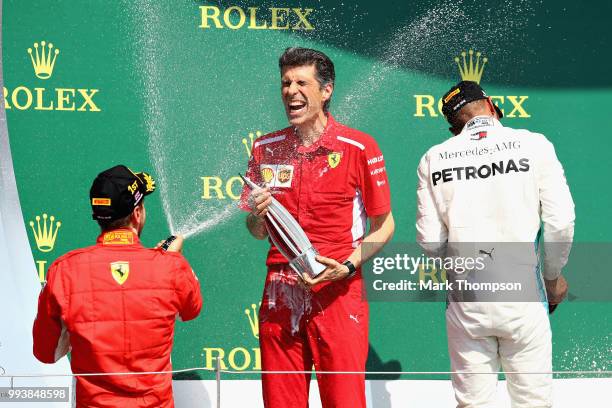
[
  {"xmin": 240, "ymin": 114, "xmax": 391, "ymax": 408},
  {"xmin": 33, "ymin": 229, "xmax": 202, "ymax": 408}
]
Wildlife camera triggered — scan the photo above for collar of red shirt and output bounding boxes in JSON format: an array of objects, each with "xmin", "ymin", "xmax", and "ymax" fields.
[
  {"xmin": 293, "ymin": 113, "xmax": 342, "ymax": 154},
  {"xmin": 96, "ymin": 228, "xmax": 141, "ymax": 246}
]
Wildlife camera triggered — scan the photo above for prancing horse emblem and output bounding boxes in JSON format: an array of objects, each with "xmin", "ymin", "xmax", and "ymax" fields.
[
  {"xmin": 110, "ymin": 261, "xmax": 130, "ymax": 285},
  {"xmin": 328, "ymin": 152, "xmax": 342, "ymax": 169}
]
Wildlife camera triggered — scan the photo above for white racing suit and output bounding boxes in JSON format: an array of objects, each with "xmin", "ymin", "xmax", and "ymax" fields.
[{"xmin": 416, "ymin": 116, "xmax": 575, "ymax": 408}]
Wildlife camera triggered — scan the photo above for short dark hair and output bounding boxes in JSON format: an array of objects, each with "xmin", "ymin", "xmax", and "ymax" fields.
[
  {"xmin": 279, "ymin": 47, "xmax": 335, "ymax": 112},
  {"xmin": 96, "ymin": 201, "xmax": 143, "ymax": 231},
  {"xmin": 446, "ymin": 99, "xmax": 489, "ymax": 135},
  {"xmin": 97, "ymin": 212, "xmax": 132, "ymax": 231}
]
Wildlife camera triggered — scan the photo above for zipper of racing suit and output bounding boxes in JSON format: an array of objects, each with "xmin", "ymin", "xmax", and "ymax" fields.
[
  {"xmin": 296, "ymin": 154, "xmax": 303, "ymax": 225},
  {"xmin": 296, "ymin": 153, "xmax": 310, "ymax": 315}
]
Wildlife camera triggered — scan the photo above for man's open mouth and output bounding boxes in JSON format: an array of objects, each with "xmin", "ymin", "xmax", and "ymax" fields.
[{"xmin": 288, "ymin": 101, "xmax": 307, "ymax": 114}]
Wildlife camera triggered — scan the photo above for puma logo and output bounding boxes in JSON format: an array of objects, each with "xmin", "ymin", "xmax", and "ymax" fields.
[{"xmin": 478, "ymin": 248, "xmax": 494, "ymax": 260}]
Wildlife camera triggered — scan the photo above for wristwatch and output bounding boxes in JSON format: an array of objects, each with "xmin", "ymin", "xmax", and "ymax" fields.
[{"xmin": 343, "ymin": 260, "xmax": 357, "ymax": 279}]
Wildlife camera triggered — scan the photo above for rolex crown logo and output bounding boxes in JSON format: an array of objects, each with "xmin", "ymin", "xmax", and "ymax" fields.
[
  {"xmin": 29, "ymin": 213, "xmax": 61, "ymax": 252},
  {"xmin": 28, "ymin": 41, "xmax": 60, "ymax": 80},
  {"xmin": 244, "ymin": 303, "xmax": 260, "ymax": 339},
  {"xmin": 242, "ymin": 131, "xmax": 261, "ymax": 158},
  {"xmin": 454, "ymin": 49, "xmax": 488, "ymax": 84}
]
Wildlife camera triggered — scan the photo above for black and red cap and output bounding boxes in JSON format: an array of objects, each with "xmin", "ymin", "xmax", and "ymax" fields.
[
  {"xmin": 90, "ymin": 165, "xmax": 156, "ymax": 221},
  {"xmin": 441, "ymin": 81, "xmax": 503, "ymax": 119}
]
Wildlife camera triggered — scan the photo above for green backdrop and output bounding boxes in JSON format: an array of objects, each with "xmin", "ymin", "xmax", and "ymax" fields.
[{"xmin": 3, "ymin": 0, "xmax": 610, "ymax": 380}]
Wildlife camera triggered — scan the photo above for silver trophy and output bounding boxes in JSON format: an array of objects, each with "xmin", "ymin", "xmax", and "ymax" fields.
[{"xmin": 241, "ymin": 174, "xmax": 326, "ymax": 278}]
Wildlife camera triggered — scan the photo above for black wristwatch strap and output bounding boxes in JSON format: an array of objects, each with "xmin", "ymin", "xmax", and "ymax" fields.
[{"xmin": 343, "ymin": 260, "xmax": 357, "ymax": 278}]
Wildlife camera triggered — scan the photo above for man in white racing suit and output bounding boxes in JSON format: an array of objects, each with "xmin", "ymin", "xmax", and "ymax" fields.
[{"xmin": 416, "ymin": 81, "xmax": 575, "ymax": 408}]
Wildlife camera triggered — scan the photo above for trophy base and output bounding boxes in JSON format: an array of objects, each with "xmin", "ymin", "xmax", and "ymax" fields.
[{"xmin": 289, "ymin": 246, "xmax": 326, "ymax": 278}]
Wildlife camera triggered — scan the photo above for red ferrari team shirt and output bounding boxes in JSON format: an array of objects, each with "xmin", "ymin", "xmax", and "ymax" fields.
[{"xmin": 240, "ymin": 114, "xmax": 391, "ymax": 265}]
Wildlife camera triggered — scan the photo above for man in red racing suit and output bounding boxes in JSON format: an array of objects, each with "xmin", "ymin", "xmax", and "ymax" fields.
[{"xmin": 33, "ymin": 165, "xmax": 202, "ymax": 407}]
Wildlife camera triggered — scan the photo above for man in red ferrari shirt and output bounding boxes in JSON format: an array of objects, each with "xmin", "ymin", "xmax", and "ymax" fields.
[
  {"xmin": 33, "ymin": 165, "xmax": 202, "ymax": 408},
  {"xmin": 241, "ymin": 47, "xmax": 395, "ymax": 408}
]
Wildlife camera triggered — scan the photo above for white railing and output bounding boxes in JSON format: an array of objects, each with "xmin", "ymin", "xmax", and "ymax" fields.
[{"xmin": 2, "ymin": 360, "xmax": 611, "ymax": 408}]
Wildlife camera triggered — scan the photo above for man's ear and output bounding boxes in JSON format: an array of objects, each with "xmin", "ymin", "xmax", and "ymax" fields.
[
  {"xmin": 131, "ymin": 202, "xmax": 144, "ymax": 225},
  {"xmin": 322, "ymin": 82, "xmax": 334, "ymax": 103},
  {"xmin": 487, "ymin": 97, "xmax": 498, "ymax": 117}
]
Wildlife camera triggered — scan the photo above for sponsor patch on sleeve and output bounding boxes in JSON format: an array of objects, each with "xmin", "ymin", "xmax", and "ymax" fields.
[{"xmin": 367, "ymin": 155, "xmax": 384, "ymax": 166}]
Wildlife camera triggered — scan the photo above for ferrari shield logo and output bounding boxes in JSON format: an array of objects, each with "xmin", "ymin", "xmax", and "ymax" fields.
[
  {"xmin": 110, "ymin": 261, "xmax": 129, "ymax": 285},
  {"xmin": 328, "ymin": 152, "xmax": 342, "ymax": 169}
]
